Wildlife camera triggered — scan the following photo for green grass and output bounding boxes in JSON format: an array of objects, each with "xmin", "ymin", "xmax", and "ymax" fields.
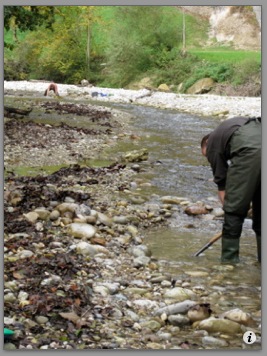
[{"xmin": 189, "ymin": 49, "xmax": 261, "ymax": 64}]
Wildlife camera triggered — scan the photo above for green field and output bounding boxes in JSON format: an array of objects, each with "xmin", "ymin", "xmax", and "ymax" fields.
[{"xmin": 189, "ymin": 49, "xmax": 261, "ymax": 64}]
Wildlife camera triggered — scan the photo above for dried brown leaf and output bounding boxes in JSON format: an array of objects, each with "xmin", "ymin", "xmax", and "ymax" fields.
[
  {"xmin": 59, "ymin": 312, "xmax": 88, "ymax": 327},
  {"xmin": 59, "ymin": 311, "xmax": 80, "ymax": 323},
  {"xmin": 13, "ymin": 271, "xmax": 25, "ymax": 279}
]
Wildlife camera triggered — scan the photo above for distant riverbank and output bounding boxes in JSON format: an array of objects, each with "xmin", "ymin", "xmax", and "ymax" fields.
[{"xmin": 4, "ymin": 80, "xmax": 261, "ymax": 119}]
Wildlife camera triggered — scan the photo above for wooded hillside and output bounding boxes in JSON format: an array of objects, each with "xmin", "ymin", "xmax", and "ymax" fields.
[{"xmin": 4, "ymin": 6, "xmax": 261, "ymax": 96}]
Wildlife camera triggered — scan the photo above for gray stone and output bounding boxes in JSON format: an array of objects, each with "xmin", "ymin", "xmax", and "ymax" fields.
[{"xmin": 168, "ymin": 314, "xmax": 191, "ymax": 326}]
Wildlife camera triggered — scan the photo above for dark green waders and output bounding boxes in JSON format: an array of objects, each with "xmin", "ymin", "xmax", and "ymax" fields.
[{"xmin": 221, "ymin": 119, "xmax": 261, "ymax": 263}]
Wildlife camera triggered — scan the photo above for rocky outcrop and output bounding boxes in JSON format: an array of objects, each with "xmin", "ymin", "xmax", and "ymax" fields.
[
  {"xmin": 178, "ymin": 6, "xmax": 261, "ymax": 50},
  {"xmin": 208, "ymin": 6, "xmax": 261, "ymax": 50}
]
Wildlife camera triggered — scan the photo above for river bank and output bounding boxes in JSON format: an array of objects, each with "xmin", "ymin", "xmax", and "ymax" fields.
[
  {"xmin": 4, "ymin": 84, "xmax": 261, "ymax": 350},
  {"xmin": 4, "ymin": 80, "xmax": 261, "ymax": 119}
]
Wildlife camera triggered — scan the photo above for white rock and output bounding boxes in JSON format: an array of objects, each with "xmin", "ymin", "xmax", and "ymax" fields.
[
  {"xmin": 164, "ymin": 287, "xmax": 196, "ymax": 302},
  {"xmin": 132, "ymin": 299, "xmax": 159, "ymax": 309},
  {"xmin": 196, "ymin": 317, "xmax": 243, "ymax": 334},
  {"xmin": 17, "ymin": 250, "xmax": 34, "ymax": 259},
  {"xmin": 76, "ymin": 241, "xmax": 96, "ymax": 257},
  {"xmin": 220, "ymin": 308, "xmax": 255, "ymax": 326},
  {"xmin": 68, "ymin": 223, "xmax": 97, "ymax": 239}
]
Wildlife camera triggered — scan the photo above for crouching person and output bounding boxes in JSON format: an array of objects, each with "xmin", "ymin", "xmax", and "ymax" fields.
[
  {"xmin": 44, "ymin": 82, "xmax": 60, "ymax": 97},
  {"xmin": 201, "ymin": 116, "xmax": 261, "ymax": 264}
]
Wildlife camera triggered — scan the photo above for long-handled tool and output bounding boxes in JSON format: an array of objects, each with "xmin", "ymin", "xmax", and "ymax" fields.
[{"xmin": 193, "ymin": 232, "xmax": 222, "ymax": 257}]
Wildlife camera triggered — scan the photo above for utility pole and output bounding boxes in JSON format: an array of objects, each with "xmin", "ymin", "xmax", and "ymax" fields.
[
  {"xmin": 86, "ymin": 20, "xmax": 90, "ymax": 80},
  {"xmin": 182, "ymin": 7, "xmax": 186, "ymax": 56}
]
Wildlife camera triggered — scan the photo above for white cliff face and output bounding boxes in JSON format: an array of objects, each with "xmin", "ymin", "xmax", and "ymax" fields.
[
  {"xmin": 180, "ymin": 6, "xmax": 261, "ymax": 50},
  {"xmin": 253, "ymin": 6, "xmax": 261, "ymax": 27},
  {"xmin": 208, "ymin": 6, "xmax": 261, "ymax": 50},
  {"xmin": 209, "ymin": 7, "xmax": 234, "ymax": 42}
]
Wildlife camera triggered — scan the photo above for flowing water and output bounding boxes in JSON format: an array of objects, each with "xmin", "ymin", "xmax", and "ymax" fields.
[
  {"xmin": 106, "ymin": 103, "xmax": 260, "ymax": 260},
  {"xmin": 105, "ymin": 103, "xmax": 261, "ymax": 349}
]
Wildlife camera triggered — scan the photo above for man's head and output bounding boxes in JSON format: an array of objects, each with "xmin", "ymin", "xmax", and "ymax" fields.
[{"xmin": 201, "ymin": 134, "xmax": 210, "ymax": 157}]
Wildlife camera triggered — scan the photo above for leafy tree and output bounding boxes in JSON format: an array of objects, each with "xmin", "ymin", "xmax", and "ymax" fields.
[
  {"xmin": 4, "ymin": 6, "xmax": 55, "ymax": 50},
  {"xmin": 7, "ymin": 6, "xmax": 99, "ymax": 83},
  {"xmin": 99, "ymin": 6, "xmax": 204, "ymax": 87},
  {"xmin": 4, "ymin": 5, "xmax": 260, "ymax": 92},
  {"xmin": 4, "ymin": 6, "xmax": 55, "ymax": 32}
]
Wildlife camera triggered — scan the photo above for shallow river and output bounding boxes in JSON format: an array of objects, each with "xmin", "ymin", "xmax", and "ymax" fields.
[
  {"xmin": 106, "ymin": 103, "xmax": 260, "ymax": 259},
  {"xmin": 105, "ymin": 102, "xmax": 261, "ymax": 349}
]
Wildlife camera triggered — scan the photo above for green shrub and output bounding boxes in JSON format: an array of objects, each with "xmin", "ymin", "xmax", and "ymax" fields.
[
  {"xmin": 151, "ymin": 53, "xmax": 199, "ymax": 87},
  {"xmin": 182, "ymin": 62, "xmax": 234, "ymax": 92},
  {"xmin": 232, "ymin": 58, "xmax": 261, "ymax": 85},
  {"xmin": 4, "ymin": 54, "xmax": 30, "ymax": 80}
]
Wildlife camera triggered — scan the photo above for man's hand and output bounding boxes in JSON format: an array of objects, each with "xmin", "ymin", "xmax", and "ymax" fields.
[{"xmin": 218, "ymin": 190, "xmax": 225, "ymax": 205}]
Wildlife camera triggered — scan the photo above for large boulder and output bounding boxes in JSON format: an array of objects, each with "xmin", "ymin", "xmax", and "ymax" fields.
[
  {"xmin": 186, "ymin": 78, "xmax": 215, "ymax": 94},
  {"xmin": 157, "ymin": 83, "xmax": 170, "ymax": 92}
]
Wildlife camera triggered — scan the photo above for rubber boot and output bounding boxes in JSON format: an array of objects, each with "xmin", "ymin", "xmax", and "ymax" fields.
[
  {"xmin": 256, "ymin": 235, "xmax": 261, "ymax": 263},
  {"xmin": 221, "ymin": 237, "xmax": 240, "ymax": 264}
]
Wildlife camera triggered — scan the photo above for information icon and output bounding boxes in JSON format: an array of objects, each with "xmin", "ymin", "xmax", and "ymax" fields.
[{"xmin": 243, "ymin": 331, "xmax": 256, "ymax": 344}]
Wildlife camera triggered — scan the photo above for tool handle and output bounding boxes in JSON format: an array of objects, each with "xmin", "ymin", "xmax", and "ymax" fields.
[{"xmin": 193, "ymin": 232, "xmax": 222, "ymax": 257}]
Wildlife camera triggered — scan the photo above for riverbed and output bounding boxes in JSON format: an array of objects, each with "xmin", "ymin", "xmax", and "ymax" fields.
[{"xmin": 4, "ymin": 85, "xmax": 261, "ymax": 350}]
